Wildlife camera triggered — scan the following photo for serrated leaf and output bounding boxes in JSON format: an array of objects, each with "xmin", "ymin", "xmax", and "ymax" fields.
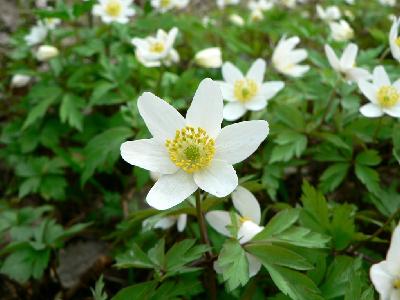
[
  {"xmin": 319, "ymin": 163, "xmax": 350, "ymax": 193},
  {"xmin": 60, "ymin": 94, "xmax": 84, "ymax": 131},
  {"xmin": 253, "ymin": 209, "xmax": 300, "ymax": 240}
]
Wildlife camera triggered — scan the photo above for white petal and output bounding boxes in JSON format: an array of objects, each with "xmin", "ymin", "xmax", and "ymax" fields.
[
  {"xmin": 223, "ymin": 102, "xmax": 247, "ymax": 121},
  {"xmin": 393, "ymin": 79, "xmax": 400, "ymax": 90},
  {"xmin": 238, "ymin": 221, "xmax": 263, "ymax": 244},
  {"xmin": 386, "ymin": 225, "xmax": 400, "ymax": 274},
  {"xmin": 205, "ymin": 210, "xmax": 232, "ymax": 237},
  {"xmin": 138, "ymin": 92, "xmax": 185, "ymax": 142},
  {"xmin": 244, "ymin": 97, "xmax": 267, "ymax": 111},
  {"xmin": 359, "ymin": 103, "xmax": 384, "ymax": 118},
  {"xmin": 259, "ymin": 81, "xmax": 285, "ymax": 100},
  {"xmin": 222, "ymin": 62, "xmax": 244, "ymax": 83},
  {"xmin": 232, "ymin": 186, "xmax": 261, "ymax": 224},
  {"xmin": 370, "ymin": 261, "xmax": 394, "ymax": 300},
  {"xmin": 286, "ymin": 65, "xmax": 310, "ymax": 77},
  {"xmin": 154, "ymin": 217, "xmax": 176, "ymax": 230},
  {"xmin": 146, "ymin": 170, "xmax": 198, "ymax": 210},
  {"xmin": 384, "ymin": 106, "xmax": 400, "ymax": 118},
  {"xmin": 177, "ymin": 214, "xmax": 187, "ymax": 232},
  {"xmin": 346, "ymin": 68, "xmax": 371, "ymax": 82},
  {"xmin": 324, "ymin": 44, "xmax": 340, "ymax": 70},
  {"xmin": 246, "ymin": 58, "xmax": 266, "ymax": 84},
  {"xmin": 193, "ymin": 159, "xmax": 238, "ymax": 197},
  {"xmin": 120, "ymin": 139, "xmax": 178, "ymax": 174},
  {"xmin": 373, "ymin": 66, "xmax": 391, "ymax": 87},
  {"xmin": 186, "ymin": 78, "xmax": 223, "ymax": 138},
  {"xmin": 358, "ymin": 80, "xmax": 378, "ymax": 103},
  {"xmin": 218, "ymin": 81, "xmax": 236, "ymax": 102},
  {"xmin": 340, "ymin": 43, "xmax": 358, "ymax": 68},
  {"xmin": 246, "ymin": 253, "xmax": 262, "ymax": 278},
  {"xmin": 215, "ymin": 120, "xmax": 269, "ymax": 164}
]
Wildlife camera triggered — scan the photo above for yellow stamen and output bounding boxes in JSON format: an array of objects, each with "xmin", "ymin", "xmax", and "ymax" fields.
[
  {"xmin": 105, "ymin": 0, "xmax": 122, "ymax": 17},
  {"xmin": 393, "ymin": 278, "xmax": 400, "ymax": 289},
  {"xmin": 239, "ymin": 216, "xmax": 250, "ymax": 223},
  {"xmin": 149, "ymin": 42, "xmax": 165, "ymax": 53},
  {"xmin": 377, "ymin": 86, "xmax": 399, "ymax": 108},
  {"xmin": 233, "ymin": 78, "xmax": 259, "ymax": 103},
  {"xmin": 396, "ymin": 37, "xmax": 400, "ymax": 47},
  {"xmin": 160, "ymin": 0, "xmax": 171, "ymax": 7},
  {"xmin": 165, "ymin": 126, "xmax": 215, "ymax": 173}
]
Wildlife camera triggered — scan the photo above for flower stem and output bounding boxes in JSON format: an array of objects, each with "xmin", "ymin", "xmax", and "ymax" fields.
[{"xmin": 195, "ymin": 190, "xmax": 217, "ymax": 300}]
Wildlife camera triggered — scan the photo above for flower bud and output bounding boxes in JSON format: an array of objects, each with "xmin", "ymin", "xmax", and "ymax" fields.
[
  {"xmin": 36, "ymin": 45, "xmax": 59, "ymax": 61},
  {"xmin": 194, "ymin": 47, "xmax": 222, "ymax": 68},
  {"xmin": 229, "ymin": 14, "xmax": 245, "ymax": 26},
  {"xmin": 11, "ymin": 74, "xmax": 31, "ymax": 88}
]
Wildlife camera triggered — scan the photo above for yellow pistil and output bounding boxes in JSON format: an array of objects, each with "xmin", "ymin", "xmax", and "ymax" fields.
[
  {"xmin": 160, "ymin": 0, "xmax": 171, "ymax": 7},
  {"xmin": 149, "ymin": 42, "xmax": 165, "ymax": 53},
  {"xmin": 165, "ymin": 126, "xmax": 215, "ymax": 173},
  {"xmin": 393, "ymin": 278, "xmax": 400, "ymax": 289},
  {"xmin": 396, "ymin": 37, "xmax": 400, "ymax": 47},
  {"xmin": 377, "ymin": 86, "xmax": 399, "ymax": 108},
  {"xmin": 239, "ymin": 216, "xmax": 250, "ymax": 223},
  {"xmin": 233, "ymin": 79, "xmax": 259, "ymax": 103},
  {"xmin": 105, "ymin": 0, "xmax": 122, "ymax": 17}
]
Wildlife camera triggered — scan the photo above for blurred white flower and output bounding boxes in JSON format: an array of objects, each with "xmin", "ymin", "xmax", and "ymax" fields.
[
  {"xmin": 43, "ymin": 18, "xmax": 61, "ymax": 30},
  {"xmin": 92, "ymin": 0, "xmax": 135, "ymax": 24},
  {"xmin": 344, "ymin": 0, "xmax": 355, "ymax": 4},
  {"xmin": 35, "ymin": 0, "xmax": 48, "ymax": 8},
  {"xmin": 151, "ymin": 0, "xmax": 189, "ymax": 12},
  {"xmin": 358, "ymin": 66, "xmax": 400, "ymax": 118},
  {"xmin": 120, "ymin": 79, "xmax": 269, "ymax": 210},
  {"xmin": 250, "ymin": 9, "xmax": 264, "ymax": 22},
  {"xmin": 11, "ymin": 75, "xmax": 31, "ymax": 88},
  {"xmin": 218, "ymin": 59, "xmax": 284, "ymax": 120},
  {"xmin": 390, "ymin": 17, "xmax": 400, "ymax": 62},
  {"xmin": 206, "ymin": 186, "xmax": 263, "ymax": 277},
  {"xmin": 272, "ymin": 36, "xmax": 309, "ymax": 77},
  {"xmin": 324, "ymin": 43, "xmax": 371, "ymax": 83},
  {"xmin": 329, "ymin": 19, "xmax": 354, "ymax": 41},
  {"xmin": 143, "ymin": 214, "xmax": 187, "ymax": 232},
  {"xmin": 229, "ymin": 14, "xmax": 245, "ymax": 26},
  {"xmin": 370, "ymin": 224, "xmax": 400, "ymax": 300},
  {"xmin": 36, "ymin": 45, "xmax": 59, "ymax": 61},
  {"xmin": 194, "ymin": 47, "xmax": 223, "ymax": 68},
  {"xmin": 316, "ymin": 5, "xmax": 341, "ymax": 22},
  {"xmin": 279, "ymin": 0, "xmax": 297, "ymax": 8},
  {"xmin": 217, "ymin": 0, "xmax": 240, "ymax": 8},
  {"xmin": 131, "ymin": 27, "xmax": 179, "ymax": 68},
  {"xmin": 379, "ymin": 0, "xmax": 396, "ymax": 6},
  {"xmin": 248, "ymin": 0, "xmax": 273, "ymax": 11},
  {"xmin": 24, "ymin": 23, "xmax": 48, "ymax": 46}
]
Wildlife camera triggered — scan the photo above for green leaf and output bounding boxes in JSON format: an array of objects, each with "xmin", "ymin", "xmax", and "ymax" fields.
[
  {"xmin": 23, "ymin": 97, "xmax": 57, "ymax": 129},
  {"xmin": 319, "ymin": 163, "xmax": 350, "ymax": 193},
  {"xmin": 60, "ymin": 93, "xmax": 84, "ymax": 131},
  {"xmin": 275, "ymin": 105, "xmax": 305, "ymax": 130},
  {"xmin": 354, "ymin": 164, "xmax": 380, "ymax": 194},
  {"xmin": 91, "ymin": 275, "xmax": 108, "ymax": 300},
  {"xmin": 112, "ymin": 281, "xmax": 157, "ymax": 300},
  {"xmin": 148, "ymin": 239, "xmax": 165, "ymax": 268},
  {"xmin": 115, "ymin": 244, "xmax": 155, "ymax": 269},
  {"xmin": 301, "ymin": 181, "xmax": 329, "ymax": 230},
  {"xmin": 355, "ymin": 150, "xmax": 381, "ymax": 166},
  {"xmin": 270, "ymin": 132, "xmax": 308, "ymax": 163},
  {"xmin": 215, "ymin": 239, "xmax": 249, "ymax": 291},
  {"xmin": 253, "ymin": 209, "xmax": 300, "ymax": 240}
]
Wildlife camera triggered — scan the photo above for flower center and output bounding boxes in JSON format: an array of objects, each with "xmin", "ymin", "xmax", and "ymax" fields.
[
  {"xmin": 396, "ymin": 37, "xmax": 400, "ymax": 47},
  {"xmin": 149, "ymin": 42, "xmax": 165, "ymax": 53},
  {"xmin": 394, "ymin": 278, "xmax": 400, "ymax": 289},
  {"xmin": 105, "ymin": 1, "xmax": 122, "ymax": 17},
  {"xmin": 165, "ymin": 126, "xmax": 215, "ymax": 173},
  {"xmin": 160, "ymin": 0, "xmax": 171, "ymax": 7},
  {"xmin": 239, "ymin": 216, "xmax": 251, "ymax": 223},
  {"xmin": 234, "ymin": 79, "xmax": 259, "ymax": 103},
  {"xmin": 377, "ymin": 86, "xmax": 399, "ymax": 108}
]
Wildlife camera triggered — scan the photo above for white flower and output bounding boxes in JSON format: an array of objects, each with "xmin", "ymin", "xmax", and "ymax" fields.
[
  {"xmin": 316, "ymin": 5, "xmax": 341, "ymax": 22},
  {"xmin": 324, "ymin": 43, "xmax": 371, "ymax": 83},
  {"xmin": 358, "ymin": 66, "xmax": 400, "ymax": 118},
  {"xmin": 206, "ymin": 186, "xmax": 263, "ymax": 277},
  {"xmin": 229, "ymin": 14, "xmax": 245, "ymax": 26},
  {"xmin": 344, "ymin": 0, "xmax": 354, "ymax": 4},
  {"xmin": 379, "ymin": 0, "xmax": 396, "ymax": 6},
  {"xmin": 329, "ymin": 19, "xmax": 354, "ymax": 42},
  {"xmin": 279, "ymin": 0, "xmax": 297, "ymax": 8},
  {"xmin": 389, "ymin": 17, "xmax": 400, "ymax": 62},
  {"xmin": 131, "ymin": 28, "xmax": 179, "ymax": 68},
  {"xmin": 248, "ymin": 0, "xmax": 273, "ymax": 11},
  {"xmin": 143, "ymin": 214, "xmax": 187, "ymax": 232},
  {"xmin": 36, "ymin": 45, "xmax": 59, "ymax": 61},
  {"xmin": 92, "ymin": 0, "xmax": 135, "ymax": 24},
  {"xmin": 11, "ymin": 74, "xmax": 31, "ymax": 88},
  {"xmin": 24, "ymin": 23, "xmax": 48, "ymax": 46},
  {"xmin": 217, "ymin": 0, "xmax": 240, "ymax": 8},
  {"xmin": 370, "ymin": 224, "xmax": 400, "ymax": 300},
  {"xmin": 250, "ymin": 9, "xmax": 264, "ymax": 22},
  {"xmin": 194, "ymin": 47, "xmax": 223, "ymax": 68},
  {"xmin": 218, "ymin": 59, "xmax": 284, "ymax": 121},
  {"xmin": 120, "ymin": 79, "xmax": 269, "ymax": 210},
  {"xmin": 43, "ymin": 18, "xmax": 61, "ymax": 30},
  {"xmin": 151, "ymin": 0, "xmax": 189, "ymax": 12},
  {"xmin": 272, "ymin": 36, "xmax": 309, "ymax": 77}
]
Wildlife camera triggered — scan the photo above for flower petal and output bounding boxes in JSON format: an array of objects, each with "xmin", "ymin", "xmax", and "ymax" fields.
[
  {"xmin": 259, "ymin": 81, "xmax": 285, "ymax": 100},
  {"xmin": 373, "ymin": 66, "xmax": 391, "ymax": 87},
  {"xmin": 205, "ymin": 210, "xmax": 232, "ymax": 237},
  {"xmin": 138, "ymin": 92, "xmax": 185, "ymax": 142},
  {"xmin": 370, "ymin": 261, "xmax": 394, "ymax": 300},
  {"xmin": 218, "ymin": 81, "xmax": 236, "ymax": 102},
  {"xmin": 186, "ymin": 78, "xmax": 223, "ymax": 138},
  {"xmin": 193, "ymin": 159, "xmax": 238, "ymax": 197},
  {"xmin": 223, "ymin": 102, "xmax": 247, "ymax": 121},
  {"xmin": 238, "ymin": 221, "xmax": 263, "ymax": 244},
  {"xmin": 346, "ymin": 68, "xmax": 371, "ymax": 82},
  {"xmin": 386, "ymin": 225, "xmax": 400, "ymax": 274},
  {"xmin": 246, "ymin": 58, "xmax": 266, "ymax": 84},
  {"xmin": 246, "ymin": 253, "xmax": 262, "ymax": 278},
  {"xmin": 222, "ymin": 62, "xmax": 244, "ymax": 84},
  {"xmin": 359, "ymin": 103, "xmax": 384, "ymax": 118},
  {"xmin": 232, "ymin": 186, "xmax": 261, "ymax": 224},
  {"xmin": 154, "ymin": 217, "xmax": 176, "ymax": 230},
  {"xmin": 146, "ymin": 170, "xmax": 197, "ymax": 210},
  {"xmin": 215, "ymin": 120, "xmax": 269, "ymax": 164},
  {"xmin": 384, "ymin": 105, "xmax": 400, "ymax": 118},
  {"xmin": 244, "ymin": 97, "xmax": 267, "ymax": 111},
  {"xmin": 340, "ymin": 43, "xmax": 358, "ymax": 68},
  {"xmin": 358, "ymin": 80, "xmax": 378, "ymax": 103},
  {"xmin": 120, "ymin": 139, "xmax": 178, "ymax": 174},
  {"xmin": 324, "ymin": 44, "xmax": 340, "ymax": 70},
  {"xmin": 177, "ymin": 214, "xmax": 187, "ymax": 232}
]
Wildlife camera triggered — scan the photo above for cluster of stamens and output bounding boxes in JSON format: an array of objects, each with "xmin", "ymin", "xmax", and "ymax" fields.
[
  {"xmin": 393, "ymin": 278, "xmax": 400, "ymax": 289},
  {"xmin": 160, "ymin": 0, "xmax": 171, "ymax": 7},
  {"xmin": 377, "ymin": 86, "xmax": 399, "ymax": 108},
  {"xmin": 396, "ymin": 37, "xmax": 400, "ymax": 47},
  {"xmin": 105, "ymin": 0, "xmax": 122, "ymax": 17},
  {"xmin": 165, "ymin": 126, "xmax": 215, "ymax": 173},
  {"xmin": 234, "ymin": 78, "xmax": 259, "ymax": 103},
  {"xmin": 149, "ymin": 41, "xmax": 165, "ymax": 53}
]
